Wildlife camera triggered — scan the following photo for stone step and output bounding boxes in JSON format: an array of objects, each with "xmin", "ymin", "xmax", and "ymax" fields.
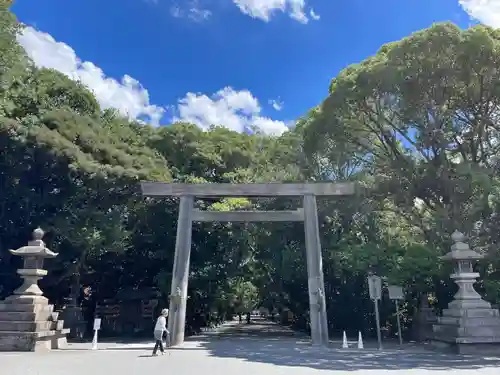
[
  {"xmin": 0, "ymin": 320, "xmax": 53, "ymax": 332},
  {"xmin": 434, "ymin": 324, "xmax": 500, "ymax": 338},
  {"xmin": 448, "ymin": 299, "xmax": 493, "ymax": 310},
  {"xmin": 0, "ymin": 331, "xmax": 41, "ymax": 352},
  {"xmin": 2, "ymin": 295, "xmax": 49, "ymax": 305},
  {"xmin": 0, "ymin": 330, "xmax": 59, "ymax": 352},
  {"xmin": 455, "ymin": 336, "xmax": 500, "ymax": 344},
  {"xmin": 0, "ymin": 328, "xmax": 71, "ymax": 351},
  {"xmin": 442, "ymin": 308, "xmax": 499, "ymax": 318},
  {"xmin": 0, "ymin": 303, "xmax": 54, "ymax": 313},
  {"xmin": 458, "ymin": 326, "xmax": 500, "ymax": 337},
  {"xmin": 0, "ymin": 310, "xmax": 55, "ymax": 322},
  {"xmin": 0, "ymin": 330, "xmax": 56, "ymax": 338},
  {"xmin": 438, "ymin": 316, "xmax": 500, "ymax": 326}
]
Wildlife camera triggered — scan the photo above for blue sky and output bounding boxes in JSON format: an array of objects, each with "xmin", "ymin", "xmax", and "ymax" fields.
[{"xmin": 10, "ymin": 0, "xmax": 490, "ymax": 134}]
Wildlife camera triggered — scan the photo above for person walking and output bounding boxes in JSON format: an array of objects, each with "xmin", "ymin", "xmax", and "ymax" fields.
[{"xmin": 152, "ymin": 308, "xmax": 169, "ymax": 356}]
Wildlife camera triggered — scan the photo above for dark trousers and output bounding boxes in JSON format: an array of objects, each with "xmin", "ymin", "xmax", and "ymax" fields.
[{"xmin": 153, "ymin": 339, "xmax": 164, "ymax": 355}]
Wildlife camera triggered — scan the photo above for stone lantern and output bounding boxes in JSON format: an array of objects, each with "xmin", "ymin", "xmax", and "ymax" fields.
[
  {"xmin": 442, "ymin": 231, "xmax": 489, "ymax": 308},
  {"xmin": 7, "ymin": 228, "xmax": 58, "ymax": 302},
  {"xmin": 0, "ymin": 228, "xmax": 70, "ymax": 351},
  {"xmin": 431, "ymin": 231, "xmax": 500, "ymax": 354}
]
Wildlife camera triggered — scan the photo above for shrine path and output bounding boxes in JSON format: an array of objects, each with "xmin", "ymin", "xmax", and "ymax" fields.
[{"xmin": 2, "ymin": 318, "xmax": 500, "ymax": 375}]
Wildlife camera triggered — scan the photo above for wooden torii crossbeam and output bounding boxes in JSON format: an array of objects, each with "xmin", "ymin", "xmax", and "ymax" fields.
[{"xmin": 140, "ymin": 181, "xmax": 356, "ymax": 347}]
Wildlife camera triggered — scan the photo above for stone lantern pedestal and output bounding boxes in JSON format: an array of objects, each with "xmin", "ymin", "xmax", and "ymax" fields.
[
  {"xmin": 431, "ymin": 231, "xmax": 500, "ymax": 354},
  {"xmin": 0, "ymin": 228, "xmax": 70, "ymax": 351}
]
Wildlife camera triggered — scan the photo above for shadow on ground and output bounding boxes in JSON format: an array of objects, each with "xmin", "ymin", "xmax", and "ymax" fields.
[
  {"xmin": 191, "ymin": 319, "xmax": 500, "ymax": 371},
  {"xmin": 198, "ymin": 336, "xmax": 500, "ymax": 371},
  {"xmin": 77, "ymin": 318, "xmax": 500, "ymax": 371}
]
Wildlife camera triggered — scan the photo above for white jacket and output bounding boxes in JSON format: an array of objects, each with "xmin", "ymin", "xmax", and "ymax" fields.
[{"xmin": 154, "ymin": 316, "xmax": 167, "ymax": 332}]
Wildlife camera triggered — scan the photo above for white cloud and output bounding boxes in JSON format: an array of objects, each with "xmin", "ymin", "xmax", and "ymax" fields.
[
  {"xmin": 173, "ymin": 87, "xmax": 289, "ymax": 135},
  {"xmin": 16, "ymin": 27, "xmax": 288, "ymax": 135},
  {"xmin": 170, "ymin": 0, "xmax": 212, "ymax": 22},
  {"xmin": 310, "ymin": 8, "xmax": 320, "ymax": 20},
  {"xmin": 459, "ymin": 0, "xmax": 500, "ymax": 28},
  {"xmin": 269, "ymin": 98, "xmax": 284, "ymax": 111},
  {"xmin": 16, "ymin": 26, "xmax": 165, "ymax": 125},
  {"xmin": 232, "ymin": 0, "xmax": 319, "ymax": 23}
]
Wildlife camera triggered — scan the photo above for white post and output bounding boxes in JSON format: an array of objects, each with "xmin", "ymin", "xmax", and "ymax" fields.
[
  {"xmin": 373, "ymin": 299, "xmax": 382, "ymax": 350},
  {"xmin": 388, "ymin": 285, "xmax": 404, "ymax": 347},
  {"xmin": 91, "ymin": 330, "xmax": 98, "ymax": 350},
  {"xmin": 367, "ymin": 275, "xmax": 382, "ymax": 350},
  {"xmin": 91, "ymin": 318, "xmax": 101, "ymax": 350},
  {"xmin": 395, "ymin": 301, "xmax": 403, "ymax": 346}
]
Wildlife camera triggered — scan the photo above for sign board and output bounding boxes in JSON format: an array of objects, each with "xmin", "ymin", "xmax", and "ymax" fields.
[
  {"xmin": 388, "ymin": 285, "xmax": 404, "ymax": 300},
  {"xmin": 93, "ymin": 318, "xmax": 102, "ymax": 331},
  {"xmin": 367, "ymin": 275, "xmax": 382, "ymax": 301}
]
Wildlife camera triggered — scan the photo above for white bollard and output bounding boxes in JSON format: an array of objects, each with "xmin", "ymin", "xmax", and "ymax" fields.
[
  {"xmin": 357, "ymin": 331, "xmax": 364, "ymax": 349},
  {"xmin": 91, "ymin": 318, "xmax": 101, "ymax": 350},
  {"xmin": 342, "ymin": 331, "xmax": 349, "ymax": 348},
  {"xmin": 91, "ymin": 329, "xmax": 98, "ymax": 350}
]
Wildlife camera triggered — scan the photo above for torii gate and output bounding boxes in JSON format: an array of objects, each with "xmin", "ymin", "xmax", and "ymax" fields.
[{"xmin": 140, "ymin": 182, "xmax": 356, "ymax": 347}]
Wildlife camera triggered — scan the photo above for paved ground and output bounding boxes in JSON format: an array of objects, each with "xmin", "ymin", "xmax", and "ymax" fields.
[{"xmin": 2, "ymin": 319, "xmax": 500, "ymax": 375}]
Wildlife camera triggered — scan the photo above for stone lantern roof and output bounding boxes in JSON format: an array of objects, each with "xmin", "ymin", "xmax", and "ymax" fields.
[
  {"xmin": 9, "ymin": 228, "xmax": 58, "ymax": 259},
  {"xmin": 440, "ymin": 230, "xmax": 483, "ymax": 262}
]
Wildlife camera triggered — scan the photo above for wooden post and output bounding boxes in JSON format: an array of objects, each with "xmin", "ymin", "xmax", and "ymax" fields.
[
  {"xmin": 303, "ymin": 194, "xmax": 329, "ymax": 346},
  {"xmin": 168, "ymin": 195, "xmax": 194, "ymax": 346}
]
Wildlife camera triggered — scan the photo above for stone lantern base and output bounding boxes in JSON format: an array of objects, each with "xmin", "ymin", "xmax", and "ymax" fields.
[
  {"xmin": 0, "ymin": 228, "xmax": 70, "ymax": 351},
  {"xmin": 0, "ymin": 295, "xmax": 70, "ymax": 352},
  {"xmin": 431, "ymin": 299, "xmax": 500, "ymax": 355},
  {"xmin": 430, "ymin": 231, "xmax": 500, "ymax": 354}
]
